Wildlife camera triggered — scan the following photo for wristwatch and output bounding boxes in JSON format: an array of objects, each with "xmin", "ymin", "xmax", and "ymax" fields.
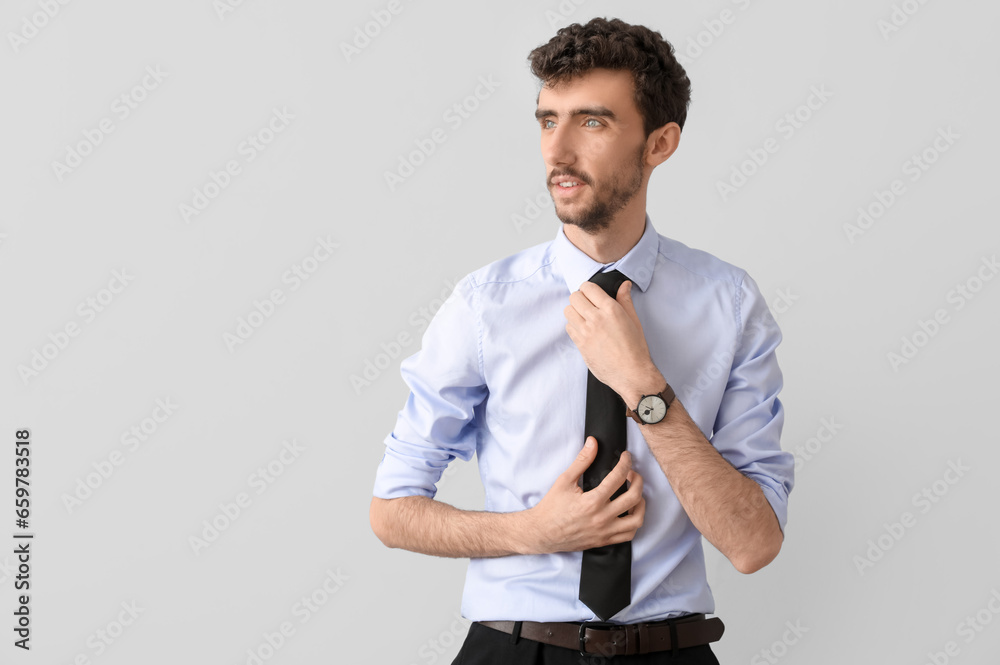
[{"xmin": 626, "ymin": 384, "xmax": 675, "ymax": 425}]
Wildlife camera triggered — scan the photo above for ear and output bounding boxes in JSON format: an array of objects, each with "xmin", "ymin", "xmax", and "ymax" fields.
[{"xmin": 645, "ymin": 122, "xmax": 681, "ymax": 169}]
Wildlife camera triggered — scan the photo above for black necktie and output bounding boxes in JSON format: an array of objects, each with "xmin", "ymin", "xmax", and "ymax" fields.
[{"xmin": 578, "ymin": 268, "xmax": 631, "ymax": 621}]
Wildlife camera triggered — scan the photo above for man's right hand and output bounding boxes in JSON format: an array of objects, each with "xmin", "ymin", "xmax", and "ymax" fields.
[{"xmin": 523, "ymin": 436, "xmax": 645, "ymax": 554}]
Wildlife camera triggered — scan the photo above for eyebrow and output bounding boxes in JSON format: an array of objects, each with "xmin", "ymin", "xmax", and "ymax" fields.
[{"xmin": 534, "ymin": 106, "xmax": 618, "ymax": 122}]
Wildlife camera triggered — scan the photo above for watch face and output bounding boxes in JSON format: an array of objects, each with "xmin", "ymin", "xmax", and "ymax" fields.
[{"xmin": 637, "ymin": 395, "xmax": 667, "ymax": 424}]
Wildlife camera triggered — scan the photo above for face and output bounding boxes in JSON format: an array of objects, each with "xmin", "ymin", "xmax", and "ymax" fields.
[{"xmin": 535, "ymin": 68, "xmax": 650, "ymax": 233}]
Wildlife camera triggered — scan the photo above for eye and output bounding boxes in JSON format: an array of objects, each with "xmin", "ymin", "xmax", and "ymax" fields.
[{"xmin": 585, "ymin": 118, "xmax": 602, "ymax": 127}]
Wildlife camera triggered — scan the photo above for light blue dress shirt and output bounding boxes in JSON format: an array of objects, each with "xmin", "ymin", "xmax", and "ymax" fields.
[{"xmin": 373, "ymin": 214, "xmax": 794, "ymax": 623}]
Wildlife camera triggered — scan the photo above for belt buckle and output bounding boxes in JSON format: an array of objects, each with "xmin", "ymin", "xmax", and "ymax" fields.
[{"xmin": 577, "ymin": 620, "xmax": 628, "ymax": 657}]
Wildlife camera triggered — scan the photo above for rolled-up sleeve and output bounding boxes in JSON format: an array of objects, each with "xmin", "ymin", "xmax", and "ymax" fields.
[
  {"xmin": 710, "ymin": 272, "xmax": 794, "ymax": 533},
  {"xmin": 372, "ymin": 275, "xmax": 487, "ymax": 499}
]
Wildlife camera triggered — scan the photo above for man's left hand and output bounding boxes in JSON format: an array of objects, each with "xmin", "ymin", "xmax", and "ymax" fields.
[{"xmin": 564, "ymin": 279, "xmax": 662, "ymax": 404}]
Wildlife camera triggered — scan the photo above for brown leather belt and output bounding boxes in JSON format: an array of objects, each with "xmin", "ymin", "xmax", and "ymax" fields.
[{"xmin": 477, "ymin": 613, "xmax": 724, "ymax": 657}]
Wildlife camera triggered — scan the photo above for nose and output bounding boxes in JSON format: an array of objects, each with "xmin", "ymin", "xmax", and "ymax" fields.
[{"xmin": 541, "ymin": 122, "xmax": 576, "ymax": 169}]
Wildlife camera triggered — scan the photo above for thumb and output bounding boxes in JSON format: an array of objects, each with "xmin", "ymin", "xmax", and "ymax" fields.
[
  {"xmin": 563, "ymin": 436, "xmax": 598, "ymax": 482},
  {"xmin": 617, "ymin": 280, "xmax": 641, "ymax": 327}
]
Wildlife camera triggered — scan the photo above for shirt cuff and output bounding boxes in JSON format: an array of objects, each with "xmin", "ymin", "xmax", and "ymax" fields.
[
  {"xmin": 746, "ymin": 472, "xmax": 789, "ymax": 535},
  {"xmin": 372, "ymin": 432, "xmax": 457, "ymax": 500}
]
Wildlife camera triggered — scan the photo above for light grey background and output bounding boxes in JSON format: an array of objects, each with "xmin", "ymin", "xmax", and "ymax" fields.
[{"xmin": 2, "ymin": 0, "xmax": 998, "ymax": 663}]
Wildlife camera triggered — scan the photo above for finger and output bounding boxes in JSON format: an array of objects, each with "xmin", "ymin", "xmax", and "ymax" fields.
[
  {"xmin": 606, "ymin": 507, "xmax": 643, "ymax": 544},
  {"xmin": 564, "ymin": 322, "xmax": 581, "ymax": 349},
  {"xmin": 616, "ymin": 280, "xmax": 632, "ymax": 304},
  {"xmin": 563, "ymin": 303, "xmax": 585, "ymax": 329},
  {"xmin": 578, "ymin": 281, "xmax": 615, "ymax": 308},
  {"xmin": 617, "ymin": 492, "xmax": 645, "ymax": 529},
  {"xmin": 559, "ymin": 436, "xmax": 598, "ymax": 485},
  {"xmin": 616, "ymin": 280, "xmax": 643, "ymax": 332},
  {"xmin": 611, "ymin": 470, "xmax": 644, "ymax": 515},
  {"xmin": 609, "ymin": 508, "xmax": 644, "ymax": 544},
  {"xmin": 568, "ymin": 289, "xmax": 598, "ymax": 316},
  {"xmin": 629, "ymin": 468, "xmax": 643, "ymax": 495},
  {"xmin": 592, "ymin": 450, "xmax": 632, "ymax": 502}
]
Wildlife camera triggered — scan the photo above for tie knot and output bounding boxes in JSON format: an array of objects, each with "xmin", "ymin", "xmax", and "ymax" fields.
[{"xmin": 588, "ymin": 269, "xmax": 630, "ymax": 298}]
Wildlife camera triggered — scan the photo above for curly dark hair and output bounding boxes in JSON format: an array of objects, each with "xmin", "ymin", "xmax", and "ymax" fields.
[{"xmin": 527, "ymin": 17, "xmax": 692, "ymax": 135}]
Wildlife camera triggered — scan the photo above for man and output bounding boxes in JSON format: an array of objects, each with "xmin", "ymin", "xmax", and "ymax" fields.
[{"xmin": 370, "ymin": 17, "xmax": 794, "ymax": 664}]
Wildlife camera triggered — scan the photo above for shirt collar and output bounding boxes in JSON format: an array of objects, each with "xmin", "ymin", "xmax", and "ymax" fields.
[{"xmin": 552, "ymin": 213, "xmax": 659, "ymax": 294}]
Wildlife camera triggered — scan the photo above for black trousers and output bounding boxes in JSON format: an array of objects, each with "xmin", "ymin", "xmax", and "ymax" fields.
[{"xmin": 451, "ymin": 621, "xmax": 721, "ymax": 665}]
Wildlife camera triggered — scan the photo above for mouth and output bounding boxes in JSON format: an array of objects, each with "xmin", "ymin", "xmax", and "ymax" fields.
[{"xmin": 551, "ymin": 176, "xmax": 588, "ymax": 198}]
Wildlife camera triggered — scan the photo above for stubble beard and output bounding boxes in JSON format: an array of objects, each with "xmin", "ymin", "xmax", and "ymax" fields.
[{"xmin": 551, "ymin": 144, "xmax": 646, "ymax": 234}]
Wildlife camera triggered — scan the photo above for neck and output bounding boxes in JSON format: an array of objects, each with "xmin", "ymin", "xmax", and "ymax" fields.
[{"xmin": 562, "ymin": 196, "xmax": 647, "ymax": 264}]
